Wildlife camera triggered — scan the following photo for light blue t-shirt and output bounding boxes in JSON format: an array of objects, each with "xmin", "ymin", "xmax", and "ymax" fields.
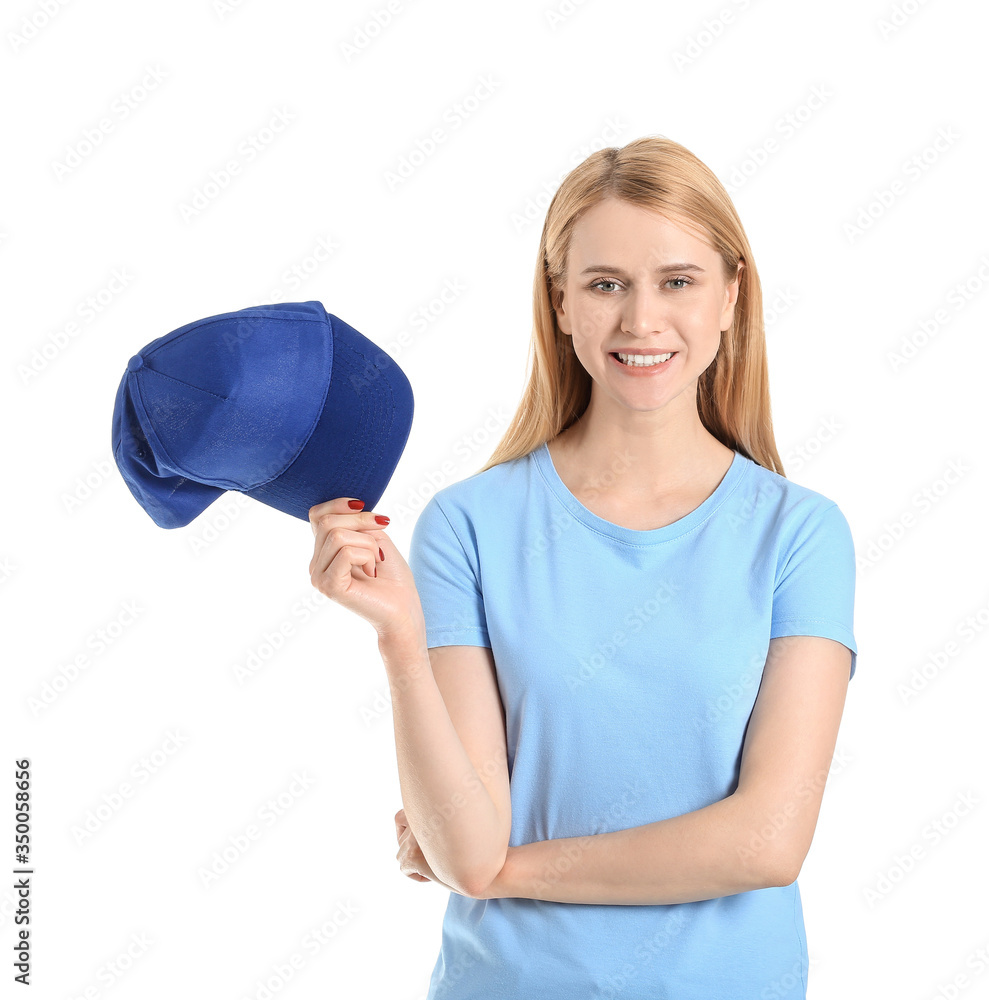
[{"xmin": 407, "ymin": 441, "xmax": 858, "ymax": 999}]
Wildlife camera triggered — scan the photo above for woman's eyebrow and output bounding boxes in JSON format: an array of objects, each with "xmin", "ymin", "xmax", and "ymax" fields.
[{"xmin": 579, "ymin": 262, "xmax": 706, "ymax": 275}]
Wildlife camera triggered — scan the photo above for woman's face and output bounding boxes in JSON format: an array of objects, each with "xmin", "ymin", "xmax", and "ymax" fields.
[{"xmin": 551, "ymin": 197, "xmax": 741, "ymax": 420}]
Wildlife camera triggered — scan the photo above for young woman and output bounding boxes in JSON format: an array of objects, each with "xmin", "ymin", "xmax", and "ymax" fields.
[{"xmin": 308, "ymin": 135, "xmax": 858, "ymax": 998}]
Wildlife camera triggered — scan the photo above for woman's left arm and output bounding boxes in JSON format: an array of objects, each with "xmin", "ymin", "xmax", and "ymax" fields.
[{"xmin": 479, "ymin": 635, "xmax": 851, "ymax": 905}]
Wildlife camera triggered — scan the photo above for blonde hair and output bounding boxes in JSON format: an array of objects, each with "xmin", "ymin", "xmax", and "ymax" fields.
[{"xmin": 477, "ymin": 134, "xmax": 784, "ymax": 477}]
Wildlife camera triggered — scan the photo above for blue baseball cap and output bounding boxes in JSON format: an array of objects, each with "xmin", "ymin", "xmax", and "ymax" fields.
[{"xmin": 111, "ymin": 300, "xmax": 414, "ymax": 528}]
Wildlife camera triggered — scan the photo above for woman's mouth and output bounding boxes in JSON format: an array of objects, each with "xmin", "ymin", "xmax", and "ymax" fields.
[{"xmin": 609, "ymin": 351, "xmax": 677, "ymax": 374}]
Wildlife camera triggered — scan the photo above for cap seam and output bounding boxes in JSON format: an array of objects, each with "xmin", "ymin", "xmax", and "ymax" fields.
[
  {"xmin": 131, "ymin": 361, "xmax": 252, "ymax": 492},
  {"xmin": 137, "ymin": 366, "xmax": 230, "ymax": 401},
  {"xmin": 141, "ymin": 309, "xmax": 327, "ymax": 364},
  {"xmin": 246, "ymin": 310, "xmax": 337, "ymax": 491}
]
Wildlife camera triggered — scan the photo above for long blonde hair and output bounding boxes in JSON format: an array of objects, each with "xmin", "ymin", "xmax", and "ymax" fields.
[{"xmin": 477, "ymin": 134, "xmax": 784, "ymax": 477}]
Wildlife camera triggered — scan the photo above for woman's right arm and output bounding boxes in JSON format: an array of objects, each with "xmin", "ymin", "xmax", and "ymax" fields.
[
  {"xmin": 308, "ymin": 497, "xmax": 511, "ymax": 898},
  {"xmin": 379, "ymin": 632, "xmax": 512, "ymax": 898}
]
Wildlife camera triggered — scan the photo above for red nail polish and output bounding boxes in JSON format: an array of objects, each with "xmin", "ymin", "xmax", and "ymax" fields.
[
  {"xmin": 348, "ymin": 500, "xmax": 365, "ymax": 510},
  {"xmin": 379, "ymin": 548, "xmax": 385, "ymax": 562},
  {"xmin": 375, "ymin": 515, "xmax": 390, "ymax": 525}
]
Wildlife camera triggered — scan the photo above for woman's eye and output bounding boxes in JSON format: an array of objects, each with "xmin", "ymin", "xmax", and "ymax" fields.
[{"xmin": 589, "ymin": 277, "xmax": 692, "ymax": 293}]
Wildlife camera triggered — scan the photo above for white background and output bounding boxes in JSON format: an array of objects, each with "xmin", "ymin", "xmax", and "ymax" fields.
[{"xmin": 3, "ymin": 0, "xmax": 988, "ymax": 997}]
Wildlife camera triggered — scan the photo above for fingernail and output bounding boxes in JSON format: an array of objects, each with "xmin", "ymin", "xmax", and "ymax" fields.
[
  {"xmin": 348, "ymin": 500, "xmax": 365, "ymax": 510},
  {"xmin": 375, "ymin": 515, "xmax": 390, "ymax": 525},
  {"xmin": 379, "ymin": 547, "xmax": 385, "ymax": 562}
]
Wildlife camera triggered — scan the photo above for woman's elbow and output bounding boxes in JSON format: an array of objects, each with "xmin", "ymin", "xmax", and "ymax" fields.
[{"xmin": 458, "ymin": 850, "xmax": 508, "ymax": 899}]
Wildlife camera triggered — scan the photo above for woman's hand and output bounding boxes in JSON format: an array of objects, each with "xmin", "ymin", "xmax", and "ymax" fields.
[
  {"xmin": 308, "ymin": 498, "xmax": 426, "ymax": 644},
  {"xmin": 395, "ymin": 807, "xmax": 453, "ymax": 888}
]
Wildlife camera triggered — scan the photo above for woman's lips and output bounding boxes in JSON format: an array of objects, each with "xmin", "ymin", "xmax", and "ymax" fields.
[{"xmin": 609, "ymin": 351, "xmax": 677, "ymax": 375}]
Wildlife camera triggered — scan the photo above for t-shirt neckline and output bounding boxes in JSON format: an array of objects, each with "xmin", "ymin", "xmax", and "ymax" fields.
[{"xmin": 532, "ymin": 439, "xmax": 748, "ymax": 544}]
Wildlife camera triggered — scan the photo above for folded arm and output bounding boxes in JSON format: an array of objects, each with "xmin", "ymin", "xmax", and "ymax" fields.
[{"xmin": 479, "ymin": 635, "xmax": 852, "ymax": 905}]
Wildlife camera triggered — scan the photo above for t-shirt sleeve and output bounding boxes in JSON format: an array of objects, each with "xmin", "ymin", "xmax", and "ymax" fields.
[
  {"xmin": 771, "ymin": 500, "xmax": 859, "ymax": 679},
  {"xmin": 407, "ymin": 493, "xmax": 491, "ymax": 650}
]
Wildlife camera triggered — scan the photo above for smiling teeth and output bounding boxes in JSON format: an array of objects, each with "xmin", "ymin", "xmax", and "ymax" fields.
[{"xmin": 617, "ymin": 352, "xmax": 673, "ymax": 366}]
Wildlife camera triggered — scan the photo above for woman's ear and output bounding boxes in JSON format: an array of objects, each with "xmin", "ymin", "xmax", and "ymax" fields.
[
  {"xmin": 551, "ymin": 284, "xmax": 572, "ymax": 337},
  {"xmin": 720, "ymin": 261, "xmax": 744, "ymax": 332}
]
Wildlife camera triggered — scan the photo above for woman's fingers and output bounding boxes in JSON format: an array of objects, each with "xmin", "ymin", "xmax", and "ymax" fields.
[
  {"xmin": 308, "ymin": 497, "xmax": 367, "ymax": 533},
  {"xmin": 308, "ymin": 498, "xmax": 387, "ymax": 582},
  {"xmin": 394, "ymin": 808, "xmax": 431, "ymax": 882},
  {"xmin": 310, "ymin": 526, "xmax": 378, "ymax": 582},
  {"xmin": 308, "ymin": 498, "xmax": 386, "ymax": 553}
]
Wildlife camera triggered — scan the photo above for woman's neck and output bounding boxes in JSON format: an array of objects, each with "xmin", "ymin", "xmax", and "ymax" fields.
[{"xmin": 549, "ymin": 415, "xmax": 733, "ymax": 502}]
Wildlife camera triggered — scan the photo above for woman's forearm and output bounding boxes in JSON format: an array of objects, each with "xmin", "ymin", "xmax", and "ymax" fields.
[
  {"xmin": 481, "ymin": 792, "xmax": 786, "ymax": 905},
  {"xmin": 378, "ymin": 631, "xmax": 508, "ymax": 897}
]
